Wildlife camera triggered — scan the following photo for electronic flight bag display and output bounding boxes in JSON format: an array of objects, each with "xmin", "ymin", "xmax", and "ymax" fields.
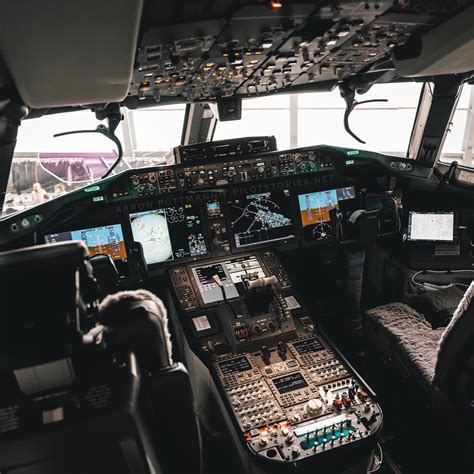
[
  {"xmin": 228, "ymin": 189, "xmax": 296, "ymax": 248},
  {"xmin": 129, "ymin": 203, "xmax": 208, "ymax": 265},
  {"xmin": 407, "ymin": 211, "xmax": 456, "ymax": 242}
]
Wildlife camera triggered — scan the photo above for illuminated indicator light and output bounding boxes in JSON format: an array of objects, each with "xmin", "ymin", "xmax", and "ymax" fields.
[
  {"xmin": 250, "ymin": 60, "xmax": 259, "ymax": 64},
  {"xmin": 388, "ymin": 41, "xmax": 396, "ymax": 48},
  {"xmin": 337, "ymin": 30, "xmax": 350, "ymax": 37},
  {"xmin": 269, "ymin": 0, "xmax": 283, "ymax": 8},
  {"xmin": 261, "ymin": 41, "xmax": 273, "ymax": 49},
  {"xmin": 205, "ymin": 63, "xmax": 215, "ymax": 67},
  {"xmin": 223, "ymin": 52, "xmax": 229, "ymax": 57}
]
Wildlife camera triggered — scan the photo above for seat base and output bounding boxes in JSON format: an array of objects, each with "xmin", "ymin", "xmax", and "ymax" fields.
[{"xmin": 366, "ymin": 302, "xmax": 444, "ymax": 386}]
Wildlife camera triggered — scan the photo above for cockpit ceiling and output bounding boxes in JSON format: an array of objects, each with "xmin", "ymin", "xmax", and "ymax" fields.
[
  {"xmin": 128, "ymin": 1, "xmax": 470, "ymax": 104},
  {"xmin": 0, "ymin": 0, "xmax": 143, "ymax": 109},
  {"xmin": 0, "ymin": 0, "xmax": 471, "ymax": 111}
]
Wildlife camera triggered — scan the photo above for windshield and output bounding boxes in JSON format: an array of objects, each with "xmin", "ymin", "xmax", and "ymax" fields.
[
  {"xmin": 439, "ymin": 83, "xmax": 473, "ymax": 168},
  {"xmin": 214, "ymin": 82, "xmax": 423, "ymax": 155},
  {"xmin": 2, "ymin": 105, "xmax": 186, "ymax": 218},
  {"xmin": 2, "ymin": 83, "xmax": 421, "ymax": 218}
]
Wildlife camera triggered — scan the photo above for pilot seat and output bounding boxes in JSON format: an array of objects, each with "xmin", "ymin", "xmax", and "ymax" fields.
[
  {"xmin": 0, "ymin": 241, "xmax": 201, "ymax": 474},
  {"xmin": 365, "ymin": 282, "xmax": 474, "ymax": 462}
]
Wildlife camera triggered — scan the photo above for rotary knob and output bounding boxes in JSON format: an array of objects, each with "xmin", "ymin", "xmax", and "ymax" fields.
[{"xmin": 306, "ymin": 398, "xmax": 323, "ymax": 416}]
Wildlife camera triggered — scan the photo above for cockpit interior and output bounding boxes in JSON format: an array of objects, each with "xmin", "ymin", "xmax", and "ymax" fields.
[{"xmin": 0, "ymin": 1, "xmax": 473, "ymax": 473}]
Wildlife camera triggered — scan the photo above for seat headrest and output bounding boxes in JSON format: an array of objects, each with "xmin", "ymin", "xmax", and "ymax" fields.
[
  {"xmin": 0, "ymin": 240, "xmax": 89, "ymax": 270},
  {"xmin": 0, "ymin": 241, "xmax": 99, "ymax": 372},
  {"xmin": 435, "ymin": 282, "xmax": 474, "ymax": 394}
]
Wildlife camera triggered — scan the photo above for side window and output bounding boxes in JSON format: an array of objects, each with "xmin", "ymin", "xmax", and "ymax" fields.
[{"xmin": 439, "ymin": 83, "xmax": 473, "ymax": 168}]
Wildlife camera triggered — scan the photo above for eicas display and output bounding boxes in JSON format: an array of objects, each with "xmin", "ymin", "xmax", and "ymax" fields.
[
  {"xmin": 229, "ymin": 189, "xmax": 295, "ymax": 248},
  {"xmin": 298, "ymin": 186, "xmax": 355, "ymax": 241},
  {"xmin": 130, "ymin": 204, "xmax": 208, "ymax": 265}
]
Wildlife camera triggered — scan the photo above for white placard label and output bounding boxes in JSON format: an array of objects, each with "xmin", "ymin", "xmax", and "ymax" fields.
[
  {"xmin": 285, "ymin": 296, "xmax": 301, "ymax": 310},
  {"xmin": 193, "ymin": 315, "xmax": 211, "ymax": 332}
]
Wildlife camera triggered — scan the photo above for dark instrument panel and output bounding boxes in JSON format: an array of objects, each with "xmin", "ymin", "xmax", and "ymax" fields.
[{"xmin": 0, "ymin": 143, "xmax": 416, "ymax": 279}]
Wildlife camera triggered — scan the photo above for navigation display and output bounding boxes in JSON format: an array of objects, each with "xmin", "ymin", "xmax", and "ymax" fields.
[
  {"xmin": 408, "ymin": 211, "xmax": 455, "ymax": 242},
  {"xmin": 292, "ymin": 337, "xmax": 324, "ymax": 355},
  {"xmin": 273, "ymin": 373, "xmax": 308, "ymax": 395},
  {"xmin": 130, "ymin": 203, "xmax": 207, "ymax": 265},
  {"xmin": 44, "ymin": 224, "xmax": 127, "ymax": 261},
  {"xmin": 192, "ymin": 255, "xmax": 265, "ymax": 305},
  {"xmin": 228, "ymin": 189, "xmax": 295, "ymax": 248},
  {"xmin": 219, "ymin": 356, "xmax": 252, "ymax": 375},
  {"xmin": 298, "ymin": 186, "xmax": 356, "ymax": 241}
]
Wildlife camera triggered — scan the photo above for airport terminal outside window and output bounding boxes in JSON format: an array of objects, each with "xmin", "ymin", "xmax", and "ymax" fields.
[{"xmin": 2, "ymin": 105, "xmax": 186, "ymax": 217}]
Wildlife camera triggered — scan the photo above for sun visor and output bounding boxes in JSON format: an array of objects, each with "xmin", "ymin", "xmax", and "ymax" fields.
[
  {"xmin": 392, "ymin": 6, "xmax": 474, "ymax": 78},
  {"xmin": 0, "ymin": 0, "xmax": 143, "ymax": 108}
]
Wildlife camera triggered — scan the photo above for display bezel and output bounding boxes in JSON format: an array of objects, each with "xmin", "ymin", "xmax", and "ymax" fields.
[
  {"xmin": 40, "ymin": 216, "xmax": 134, "ymax": 278},
  {"xmin": 272, "ymin": 372, "xmax": 309, "ymax": 395},
  {"xmin": 296, "ymin": 184, "xmax": 360, "ymax": 245},
  {"xmin": 407, "ymin": 211, "xmax": 458, "ymax": 243},
  {"xmin": 226, "ymin": 186, "xmax": 298, "ymax": 252},
  {"xmin": 128, "ymin": 199, "xmax": 211, "ymax": 268}
]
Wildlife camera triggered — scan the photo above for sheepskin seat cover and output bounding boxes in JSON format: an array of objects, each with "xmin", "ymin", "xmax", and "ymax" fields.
[
  {"xmin": 99, "ymin": 289, "xmax": 173, "ymax": 367},
  {"xmin": 366, "ymin": 303, "xmax": 444, "ymax": 383}
]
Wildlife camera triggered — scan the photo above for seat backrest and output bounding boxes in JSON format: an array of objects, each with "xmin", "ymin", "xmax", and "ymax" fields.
[
  {"xmin": 0, "ymin": 243, "xmax": 163, "ymax": 474},
  {"xmin": 99, "ymin": 289, "xmax": 202, "ymax": 474},
  {"xmin": 434, "ymin": 281, "xmax": 474, "ymax": 402},
  {"xmin": 0, "ymin": 241, "xmax": 98, "ymax": 390}
]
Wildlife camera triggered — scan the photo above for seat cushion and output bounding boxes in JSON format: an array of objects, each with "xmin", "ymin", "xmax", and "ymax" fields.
[
  {"xmin": 366, "ymin": 303, "xmax": 445, "ymax": 384},
  {"xmin": 409, "ymin": 285, "xmax": 465, "ymax": 329}
]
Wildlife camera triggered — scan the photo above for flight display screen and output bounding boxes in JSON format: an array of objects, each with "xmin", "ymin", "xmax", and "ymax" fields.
[
  {"xmin": 44, "ymin": 224, "xmax": 127, "ymax": 261},
  {"xmin": 292, "ymin": 337, "xmax": 324, "ymax": 355},
  {"xmin": 130, "ymin": 203, "xmax": 208, "ymax": 265},
  {"xmin": 228, "ymin": 189, "xmax": 296, "ymax": 248},
  {"xmin": 219, "ymin": 356, "xmax": 252, "ymax": 375},
  {"xmin": 298, "ymin": 186, "xmax": 356, "ymax": 241},
  {"xmin": 273, "ymin": 373, "xmax": 308, "ymax": 395},
  {"xmin": 408, "ymin": 211, "xmax": 455, "ymax": 242}
]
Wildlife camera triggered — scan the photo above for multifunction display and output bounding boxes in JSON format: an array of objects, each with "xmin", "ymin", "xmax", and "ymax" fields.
[
  {"xmin": 130, "ymin": 204, "xmax": 207, "ymax": 265},
  {"xmin": 44, "ymin": 224, "xmax": 127, "ymax": 261},
  {"xmin": 273, "ymin": 373, "xmax": 309, "ymax": 394},
  {"xmin": 229, "ymin": 189, "xmax": 296, "ymax": 248},
  {"xmin": 292, "ymin": 337, "xmax": 324, "ymax": 355},
  {"xmin": 218, "ymin": 356, "xmax": 252, "ymax": 375}
]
